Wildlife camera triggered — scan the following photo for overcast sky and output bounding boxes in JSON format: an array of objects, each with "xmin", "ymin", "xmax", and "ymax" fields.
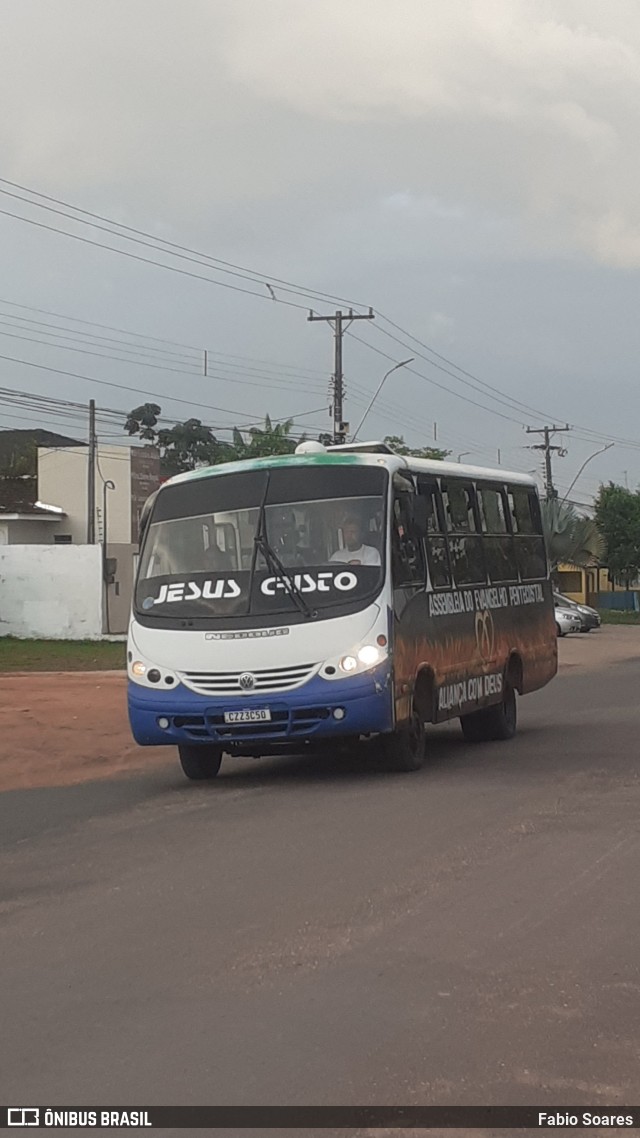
[{"xmin": 2, "ymin": 0, "xmax": 640, "ymax": 499}]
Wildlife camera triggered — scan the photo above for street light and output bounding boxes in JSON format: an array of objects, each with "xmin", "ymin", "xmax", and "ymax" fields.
[
  {"xmin": 457, "ymin": 452, "xmax": 471, "ymax": 463},
  {"xmin": 351, "ymin": 358, "xmax": 415, "ymax": 441},
  {"xmin": 561, "ymin": 443, "xmax": 614, "ymax": 504}
]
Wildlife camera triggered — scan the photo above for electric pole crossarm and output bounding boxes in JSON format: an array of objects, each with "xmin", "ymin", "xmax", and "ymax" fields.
[
  {"xmin": 308, "ymin": 308, "xmax": 375, "ymax": 443},
  {"xmin": 525, "ymin": 423, "xmax": 570, "ymax": 499}
]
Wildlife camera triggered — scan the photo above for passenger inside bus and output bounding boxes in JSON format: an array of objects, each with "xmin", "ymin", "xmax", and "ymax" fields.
[
  {"xmin": 204, "ymin": 541, "xmax": 234, "ymax": 573},
  {"xmin": 330, "ymin": 513, "xmax": 380, "ymax": 566}
]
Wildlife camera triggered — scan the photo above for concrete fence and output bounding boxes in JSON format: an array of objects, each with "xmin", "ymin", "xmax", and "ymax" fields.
[{"xmin": 0, "ymin": 545, "xmax": 105, "ymax": 639}]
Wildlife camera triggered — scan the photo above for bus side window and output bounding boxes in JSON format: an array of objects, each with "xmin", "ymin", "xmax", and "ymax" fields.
[
  {"xmin": 477, "ymin": 485, "xmax": 516, "ymax": 584},
  {"xmin": 441, "ymin": 480, "xmax": 486, "ymax": 586},
  {"xmin": 508, "ymin": 486, "xmax": 547, "ymax": 580},
  {"xmin": 391, "ymin": 490, "xmax": 426, "ymax": 588},
  {"xmin": 417, "ymin": 479, "xmax": 451, "ymax": 588}
]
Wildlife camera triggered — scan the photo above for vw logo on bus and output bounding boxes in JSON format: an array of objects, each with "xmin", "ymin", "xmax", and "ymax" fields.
[{"xmin": 239, "ymin": 672, "xmax": 256, "ymax": 691}]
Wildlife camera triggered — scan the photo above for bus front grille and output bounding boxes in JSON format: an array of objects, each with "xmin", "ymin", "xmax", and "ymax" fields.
[
  {"xmin": 178, "ymin": 663, "xmax": 317, "ymax": 695},
  {"xmin": 170, "ymin": 707, "xmax": 333, "ymax": 742}
]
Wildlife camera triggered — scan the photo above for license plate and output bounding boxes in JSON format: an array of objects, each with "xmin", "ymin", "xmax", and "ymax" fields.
[{"xmin": 223, "ymin": 709, "xmax": 272, "ymax": 724}]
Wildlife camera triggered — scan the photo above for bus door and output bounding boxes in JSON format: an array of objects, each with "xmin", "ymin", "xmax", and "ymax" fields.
[{"xmin": 390, "ymin": 474, "xmax": 428, "ymax": 724}]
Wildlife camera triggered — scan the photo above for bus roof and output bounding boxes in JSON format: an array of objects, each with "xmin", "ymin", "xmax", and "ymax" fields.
[{"xmin": 164, "ymin": 443, "xmax": 537, "ymax": 489}]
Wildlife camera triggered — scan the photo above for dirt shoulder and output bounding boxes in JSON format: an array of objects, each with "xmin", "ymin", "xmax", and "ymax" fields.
[{"xmin": 0, "ymin": 672, "xmax": 163, "ymax": 793}]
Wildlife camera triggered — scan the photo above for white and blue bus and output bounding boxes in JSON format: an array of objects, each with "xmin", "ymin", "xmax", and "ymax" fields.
[{"xmin": 127, "ymin": 441, "xmax": 557, "ymax": 779}]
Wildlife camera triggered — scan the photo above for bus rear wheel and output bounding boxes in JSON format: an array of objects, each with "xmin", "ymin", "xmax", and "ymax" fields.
[
  {"xmin": 178, "ymin": 744, "xmax": 223, "ymax": 781},
  {"xmin": 460, "ymin": 684, "xmax": 517, "ymax": 743},
  {"xmin": 380, "ymin": 711, "xmax": 425, "ymax": 772}
]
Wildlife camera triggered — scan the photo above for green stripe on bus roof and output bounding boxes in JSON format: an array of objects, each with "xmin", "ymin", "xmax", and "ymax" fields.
[{"xmin": 170, "ymin": 452, "xmax": 364, "ymax": 483}]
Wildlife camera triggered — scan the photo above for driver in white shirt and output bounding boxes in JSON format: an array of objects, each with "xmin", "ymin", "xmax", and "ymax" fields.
[{"xmin": 330, "ymin": 513, "xmax": 380, "ymax": 566}]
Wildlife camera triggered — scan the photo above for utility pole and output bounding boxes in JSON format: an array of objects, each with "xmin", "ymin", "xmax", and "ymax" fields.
[
  {"xmin": 87, "ymin": 398, "xmax": 97, "ymax": 543},
  {"xmin": 308, "ymin": 308, "xmax": 374, "ymax": 443},
  {"xmin": 525, "ymin": 424, "xmax": 570, "ymax": 499}
]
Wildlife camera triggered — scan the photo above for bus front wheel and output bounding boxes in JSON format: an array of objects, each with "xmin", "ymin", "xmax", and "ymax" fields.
[
  {"xmin": 178, "ymin": 744, "xmax": 223, "ymax": 781},
  {"xmin": 380, "ymin": 711, "xmax": 426, "ymax": 772},
  {"xmin": 460, "ymin": 684, "xmax": 517, "ymax": 743}
]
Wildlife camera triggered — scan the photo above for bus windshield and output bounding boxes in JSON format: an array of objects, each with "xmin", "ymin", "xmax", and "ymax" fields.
[{"xmin": 135, "ymin": 464, "xmax": 388, "ymax": 622}]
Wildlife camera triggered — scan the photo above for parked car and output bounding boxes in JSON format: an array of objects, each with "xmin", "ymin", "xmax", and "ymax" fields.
[
  {"xmin": 555, "ymin": 604, "xmax": 582, "ymax": 637},
  {"xmin": 553, "ymin": 591, "xmax": 601, "ymax": 632}
]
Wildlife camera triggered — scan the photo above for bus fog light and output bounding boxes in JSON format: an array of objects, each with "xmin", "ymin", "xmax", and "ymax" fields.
[
  {"xmin": 357, "ymin": 645, "xmax": 380, "ymax": 667},
  {"xmin": 157, "ymin": 717, "xmax": 170, "ymax": 730},
  {"xmin": 333, "ymin": 707, "xmax": 346, "ymax": 720},
  {"xmin": 132, "ymin": 661, "xmax": 146, "ymax": 677},
  {"xmin": 339, "ymin": 655, "xmax": 357, "ymax": 673}
]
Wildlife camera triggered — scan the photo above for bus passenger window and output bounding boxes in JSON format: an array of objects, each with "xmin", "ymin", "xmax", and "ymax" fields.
[
  {"xmin": 478, "ymin": 486, "xmax": 516, "ymax": 584},
  {"xmin": 441, "ymin": 481, "xmax": 486, "ymax": 586},
  {"xmin": 507, "ymin": 486, "xmax": 547, "ymax": 581},
  {"xmin": 508, "ymin": 487, "xmax": 540, "ymax": 534}
]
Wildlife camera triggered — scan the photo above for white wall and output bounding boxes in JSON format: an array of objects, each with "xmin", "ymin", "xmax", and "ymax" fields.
[
  {"xmin": 7, "ymin": 520, "xmax": 64, "ymax": 544},
  {"xmin": 38, "ymin": 445, "xmax": 133, "ymax": 544},
  {"xmin": 38, "ymin": 447, "xmax": 89, "ymax": 543},
  {"xmin": 0, "ymin": 545, "xmax": 103, "ymax": 640}
]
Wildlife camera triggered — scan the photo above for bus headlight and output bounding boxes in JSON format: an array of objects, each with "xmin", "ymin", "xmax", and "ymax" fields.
[
  {"xmin": 336, "ymin": 644, "xmax": 385, "ymax": 675},
  {"xmin": 131, "ymin": 661, "xmax": 147, "ymax": 677},
  {"xmin": 325, "ymin": 634, "xmax": 388, "ymax": 680}
]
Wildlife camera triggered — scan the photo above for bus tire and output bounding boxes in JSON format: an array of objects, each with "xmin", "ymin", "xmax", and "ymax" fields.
[
  {"xmin": 460, "ymin": 684, "xmax": 517, "ymax": 743},
  {"xmin": 178, "ymin": 744, "xmax": 223, "ymax": 781},
  {"xmin": 380, "ymin": 711, "xmax": 425, "ymax": 772}
]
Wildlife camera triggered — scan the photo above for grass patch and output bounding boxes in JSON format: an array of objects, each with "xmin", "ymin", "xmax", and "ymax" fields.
[
  {"xmin": 0, "ymin": 638, "xmax": 126, "ymax": 672},
  {"xmin": 598, "ymin": 609, "xmax": 640, "ymax": 625}
]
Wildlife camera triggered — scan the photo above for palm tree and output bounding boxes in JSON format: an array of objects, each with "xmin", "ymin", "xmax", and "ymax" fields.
[
  {"xmin": 245, "ymin": 416, "xmax": 299, "ymax": 457},
  {"xmin": 541, "ymin": 498, "xmax": 604, "ymax": 574}
]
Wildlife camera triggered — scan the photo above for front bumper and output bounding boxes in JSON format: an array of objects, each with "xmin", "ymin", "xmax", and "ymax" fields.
[{"xmin": 128, "ymin": 662, "xmax": 394, "ymax": 749}]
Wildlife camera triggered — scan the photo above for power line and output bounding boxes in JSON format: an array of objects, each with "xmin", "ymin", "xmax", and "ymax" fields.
[
  {"xmin": 347, "ymin": 330, "xmax": 526, "ymax": 426},
  {"xmin": 0, "ymin": 325, "xmax": 329, "ymax": 397},
  {"xmin": 0, "ymin": 378, "xmax": 329, "ymax": 447},
  {"xmin": 0, "ymin": 300, "xmax": 330, "ymax": 378},
  {"xmin": 369, "ymin": 321, "xmax": 550, "ymax": 423},
  {"xmin": 0, "ymin": 204, "xmax": 312, "ymax": 311},
  {"xmin": 0, "ymin": 179, "xmax": 370, "ymax": 311},
  {"xmin": 366, "ymin": 316, "xmax": 640, "ymax": 455},
  {"xmin": 372, "ymin": 313, "xmax": 555, "ymax": 422},
  {"xmin": 0, "ymin": 311, "xmax": 201, "ymax": 365},
  {"xmin": 0, "ymin": 351, "xmax": 322, "ymax": 425},
  {"xmin": 4, "ymin": 180, "xmax": 639, "ymax": 454}
]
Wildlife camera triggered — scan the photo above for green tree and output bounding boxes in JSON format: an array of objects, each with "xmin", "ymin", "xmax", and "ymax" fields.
[
  {"xmin": 594, "ymin": 483, "xmax": 640, "ymax": 586},
  {"xmin": 156, "ymin": 419, "xmax": 236, "ymax": 477},
  {"xmin": 383, "ymin": 435, "xmax": 450, "ymax": 461},
  {"xmin": 124, "ymin": 403, "xmax": 161, "ymax": 442},
  {"xmin": 541, "ymin": 498, "xmax": 604, "ymax": 575},
  {"xmin": 124, "ymin": 406, "xmax": 299, "ymax": 475}
]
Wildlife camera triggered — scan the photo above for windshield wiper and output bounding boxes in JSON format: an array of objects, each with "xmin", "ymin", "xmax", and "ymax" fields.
[{"xmin": 248, "ymin": 476, "xmax": 316, "ymax": 620}]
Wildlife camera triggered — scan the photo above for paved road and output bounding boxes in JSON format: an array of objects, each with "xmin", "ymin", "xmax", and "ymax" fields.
[{"xmin": 2, "ymin": 655, "xmax": 640, "ymax": 1126}]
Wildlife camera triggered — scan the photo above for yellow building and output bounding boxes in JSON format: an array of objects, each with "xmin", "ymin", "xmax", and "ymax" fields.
[{"xmin": 556, "ymin": 565, "xmax": 621, "ymax": 606}]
